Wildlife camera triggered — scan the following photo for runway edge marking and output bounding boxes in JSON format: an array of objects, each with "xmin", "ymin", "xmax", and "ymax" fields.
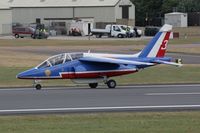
[
  {"xmin": 0, "ymin": 84, "xmax": 200, "ymax": 91},
  {"xmin": 146, "ymin": 92, "xmax": 200, "ymax": 96},
  {"xmin": 1, "ymin": 105, "xmax": 200, "ymax": 113}
]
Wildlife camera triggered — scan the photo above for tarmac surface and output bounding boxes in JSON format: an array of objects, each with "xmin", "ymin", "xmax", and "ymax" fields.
[
  {"xmin": 167, "ymin": 53, "xmax": 200, "ymax": 64},
  {"xmin": 0, "ymin": 84, "xmax": 200, "ymax": 115}
]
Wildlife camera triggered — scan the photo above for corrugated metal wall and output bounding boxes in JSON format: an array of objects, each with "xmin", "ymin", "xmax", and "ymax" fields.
[
  {"xmin": 12, "ymin": 7, "xmax": 116, "ymax": 24},
  {"xmin": 75, "ymin": 7, "xmax": 115, "ymax": 23},
  {"xmin": 0, "ymin": 10, "xmax": 12, "ymax": 34},
  {"xmin": 12, "ymin": 8, "xmax": 74, "ymax": 24},
  {"xmin": 12, "ymin": 5, "xmax": 135, "ymax": 26}
]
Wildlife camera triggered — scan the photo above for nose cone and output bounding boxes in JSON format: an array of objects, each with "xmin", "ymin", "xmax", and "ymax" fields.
[{"xmin": 17, "ymin": 68, "xmax": 37, "ymax": 79}]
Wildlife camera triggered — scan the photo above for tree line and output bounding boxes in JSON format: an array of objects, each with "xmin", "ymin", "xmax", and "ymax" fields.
[{"xmin": 131, "ymin": 0, "xmax": 200, "ymax": 26}]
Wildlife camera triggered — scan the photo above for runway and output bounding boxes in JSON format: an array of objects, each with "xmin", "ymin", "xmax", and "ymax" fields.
[{"xmin": 0, "ymin": 84, "xmax": 200, "ymax": 115}]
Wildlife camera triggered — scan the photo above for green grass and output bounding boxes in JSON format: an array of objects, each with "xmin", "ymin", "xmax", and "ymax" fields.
[
  {"xmin": 0, "ymin": 67, "xmax": 73, "ymax": 87},
  {"xmin": 0, "ymin": 65, "xmax": 199, "ymax": 87},
  {"xmin": 116, "ymin": 65, "xmax": 200, "ymax": 85},
  {"xmin": 1, "ymin": 38, "xmax": 200, "ymax": 55},
  {"xmin": 0, "ymin": 112, "xmax": 200, "ymax": 133},
  {"xmin": 0, "ymin": 39, "xmax": 147, "ymax": 47}
]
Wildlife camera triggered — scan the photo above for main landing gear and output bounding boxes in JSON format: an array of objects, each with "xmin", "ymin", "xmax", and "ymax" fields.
[
  {"xmin": 106, "ymin": 79, "xmax": 116, "ymax": 88},
  {"xmin": 88, "ymin": 79, "xmax": 117, "ymax": 89},
  {"xmin": 89, "ymin": 83, "xmax": 98, "ymax": 88}
]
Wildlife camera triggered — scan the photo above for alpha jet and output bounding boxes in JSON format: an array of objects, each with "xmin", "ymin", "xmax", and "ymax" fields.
[{"xmin": 17, "ymin": 24, "xmax": 182, "ymax": 90}]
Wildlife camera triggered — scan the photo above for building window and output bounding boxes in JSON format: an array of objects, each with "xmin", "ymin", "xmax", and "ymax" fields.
[
  {"xmin": 36, "ymin": 18, "xmax": 41, "ymax": 24},
  {"xmin": 122, "ymin": 6, "xmax": 129, "ymax": 19}
]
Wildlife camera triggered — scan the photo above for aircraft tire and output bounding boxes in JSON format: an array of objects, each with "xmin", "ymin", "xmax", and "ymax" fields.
[
  {"xmin": 35, "ymin": 84, "xmax": 42, "ymax": 90},
  {"xmin": 107, "ymin": 80, "xmax": 116, "ymax": 88},
  {"xmin": 89, "ymin": 83, "xmax": 98, "ymax": 88}
]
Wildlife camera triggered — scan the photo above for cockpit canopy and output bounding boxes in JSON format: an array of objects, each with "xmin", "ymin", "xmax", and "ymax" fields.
[{"xmin": 36, "ymin": 53, "xmax": 83, "ymax": 69}]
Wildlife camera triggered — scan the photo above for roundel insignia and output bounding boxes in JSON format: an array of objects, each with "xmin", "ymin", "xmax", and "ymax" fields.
[{"xmin": 45, "ymin": 70, "xmax": 51, "ymax": 77}]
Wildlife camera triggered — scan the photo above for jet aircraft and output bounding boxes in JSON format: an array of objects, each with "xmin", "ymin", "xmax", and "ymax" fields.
[{"xmin": 17, "ymin": 24, "xmax": 182, "ymax": 90}]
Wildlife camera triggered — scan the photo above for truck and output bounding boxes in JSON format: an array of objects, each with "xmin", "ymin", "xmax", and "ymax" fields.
[
  {"xmin": 68, "ymin": 19, "xmax": 94, "ymax": 36},
  {"xmin": 91, "ymin": 24, "xmax": 127, "ymax": 38}
]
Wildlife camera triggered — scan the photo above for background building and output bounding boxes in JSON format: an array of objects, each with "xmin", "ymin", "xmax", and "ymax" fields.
[
  {"xmin": 0, "ymin": 0, "xmax": 135, "ymax": 35},
  {"xmin": 7, "ymin": 0, "xmax": 135, "ymax": 34},
  {"xmin": 165, "ymin": 12, "xmax": 188, "ymax": 27}
]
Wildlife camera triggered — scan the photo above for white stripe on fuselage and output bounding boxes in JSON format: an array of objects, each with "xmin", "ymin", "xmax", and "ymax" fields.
[{"xmin": 83, "ymin": 52, "xmax": 140, "ymax": 58}]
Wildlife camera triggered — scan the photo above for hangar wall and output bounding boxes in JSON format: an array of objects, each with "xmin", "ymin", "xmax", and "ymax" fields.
[
  {"xmin": 12, "ymin": 6, "xmax": 135, "ymax": 27},
  {"xmin": 0, "ymin": 9, "xmax": 12, "ymax": 34},
  {"xmin": 74, "ymin": 7, "xmax": 115, "ymax": 23},
  {"xmin": 12, "ymin": 7, "xmax": 116, "ymax": 24},
  {"xmin": 0, "ymin": 0, "xmax": 136, "ymax": 34},
  {"xmin": 12, "ymin": 8, "xmax": 74, "ymax": 24}
]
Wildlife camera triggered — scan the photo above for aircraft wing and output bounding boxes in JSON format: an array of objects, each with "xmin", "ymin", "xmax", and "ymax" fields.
[
  {"xmin": 79, "ymin": 57, "xmax": 154, "ymax": 66},
  {"xmin": 153, "ymin": 60, "xmax": 183, "ymax": 67}
]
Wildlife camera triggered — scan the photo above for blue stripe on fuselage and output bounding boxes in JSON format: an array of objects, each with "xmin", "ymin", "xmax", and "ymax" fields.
[{"xmin": 139, "ymin": 32, "xmax": 162, "ymax": 58}]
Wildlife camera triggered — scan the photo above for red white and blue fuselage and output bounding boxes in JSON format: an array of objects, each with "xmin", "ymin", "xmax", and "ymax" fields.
[{"xmin": 17, "ymin": 24, "xmax": 182, "ymax": 88}]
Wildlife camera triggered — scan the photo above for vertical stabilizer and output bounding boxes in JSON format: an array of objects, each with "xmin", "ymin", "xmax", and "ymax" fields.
[{"xmin": 139, "ymin": 24, "xmax": 172, "ymax": 58}]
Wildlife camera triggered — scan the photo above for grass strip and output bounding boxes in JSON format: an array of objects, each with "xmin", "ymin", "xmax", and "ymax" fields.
[
  {"xmin": 0, "ymin": 37, "xmax": 200, "ymax": 47},
  {"xmin": 0, "ymin": 111, "xmax": 200, "ymax": 133},
  {"xmin": 0, "ymin": 39, "xmax": 147, "ymax": 47}
]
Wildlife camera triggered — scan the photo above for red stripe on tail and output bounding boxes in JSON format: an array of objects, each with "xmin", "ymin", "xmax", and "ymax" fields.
[{"xmin": 156, "ymin": 32, "xmax": 171, "ymax": 57}]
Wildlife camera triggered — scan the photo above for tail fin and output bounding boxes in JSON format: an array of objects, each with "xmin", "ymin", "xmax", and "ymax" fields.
[{"xmin": 139, "ymin": 24, "xmax": 172, "ymax": 58}]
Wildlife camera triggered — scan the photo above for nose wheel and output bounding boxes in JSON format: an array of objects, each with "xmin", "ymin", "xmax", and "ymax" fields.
[
  {"xmin": 35, "ymin": 84, "xmax": 42, "ymax": 90},
  {"xmin": 33, "ymin": 80, "xmax": 42, "ymax": 90}
]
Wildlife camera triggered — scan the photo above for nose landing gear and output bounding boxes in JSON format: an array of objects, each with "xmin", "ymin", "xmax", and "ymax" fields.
[
  {"xmin": 33, "ymin": 80, "xmax": 42, "ymax": 90},
  {"xmin": 35, "ymin": 84, "xmax": 42, "ymax": 90}
]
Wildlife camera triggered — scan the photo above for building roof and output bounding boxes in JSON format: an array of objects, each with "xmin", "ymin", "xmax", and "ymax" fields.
[
  {"xmin": 165, "ymin": 12, "xmax": 187, "ymax": 15},
  {"xmin": 0, "ymin": 0, "xmax": 10, "ymax": 9},
  {"xmin": 10, "ymin": 0, "xmax": 122, "ymax": 8}
]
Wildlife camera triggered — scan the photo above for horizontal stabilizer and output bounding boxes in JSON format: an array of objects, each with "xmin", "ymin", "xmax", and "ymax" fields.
[
  {"xmin": 80, "ymin": 57, "xmax": 154, "ymax": 66},
  {"xmin": 153, "ymin": 60, "xmax": 183, "ymax": 67}
]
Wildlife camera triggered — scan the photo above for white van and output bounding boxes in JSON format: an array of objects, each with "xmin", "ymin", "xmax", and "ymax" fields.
[{"xmin": 91, "ymin": 24, "xmax": 127, "ymax": 38}]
